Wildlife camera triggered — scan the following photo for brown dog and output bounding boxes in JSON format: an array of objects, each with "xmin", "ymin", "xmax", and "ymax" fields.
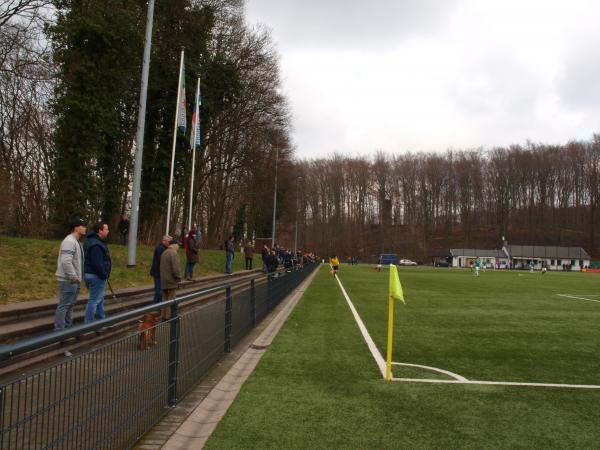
[{"xmin": 138, "ymin": 313, "xmax": 159, "ymax": 350}]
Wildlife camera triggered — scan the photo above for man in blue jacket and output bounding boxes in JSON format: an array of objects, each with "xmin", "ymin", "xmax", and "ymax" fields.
[{"xmin": 84, "ymin": 221, "xmax": 112, "ymax": 323}]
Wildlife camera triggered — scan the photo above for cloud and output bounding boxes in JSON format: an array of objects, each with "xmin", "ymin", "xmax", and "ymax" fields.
[
  {"xmin": 245, "ymin": 0, "xmax": 463, "ymax": 51},
  {"xmin": 245, "ymin": 0, "xmax": 600, "ymax": 158}
]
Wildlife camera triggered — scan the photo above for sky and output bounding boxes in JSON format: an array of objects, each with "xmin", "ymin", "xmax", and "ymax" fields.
[{"xmin": 244, "ymin": 0, "xmax": 600, "ymax": 159}]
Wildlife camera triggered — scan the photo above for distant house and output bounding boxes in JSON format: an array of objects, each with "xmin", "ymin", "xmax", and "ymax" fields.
[
  {"xmin": 503, "ymin": 245, "xmax": 591, "ymax": 271},
  {"xmin": 450, "ymin": 249, "xmax": 509, "ymax": 269}
]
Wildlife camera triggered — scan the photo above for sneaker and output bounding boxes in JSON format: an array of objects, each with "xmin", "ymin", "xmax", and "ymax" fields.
[{"xmin": 64, "ymin": 351, "xmax": 73, "ymax": 357}]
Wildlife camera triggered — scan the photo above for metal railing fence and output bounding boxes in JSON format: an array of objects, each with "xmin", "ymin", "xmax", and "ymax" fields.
[{"xmin": 0, "ymin": 262, "xmax": 318, "ymax": 450}]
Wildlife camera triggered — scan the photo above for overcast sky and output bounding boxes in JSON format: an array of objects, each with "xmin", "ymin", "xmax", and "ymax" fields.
[{"xmin": 244, "ymin": 0, "xmax": 600, "ymax": 159}]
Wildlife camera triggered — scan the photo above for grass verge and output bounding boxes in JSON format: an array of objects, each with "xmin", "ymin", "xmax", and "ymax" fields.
[{"xmin": 0, "ymin": 236, "xmax": 259, "ymax": 303}]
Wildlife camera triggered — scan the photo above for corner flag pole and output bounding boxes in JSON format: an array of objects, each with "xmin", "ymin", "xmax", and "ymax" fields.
[
  {"xmin": 385, "ymin": 294, "xmax": 394, "ymax": 381},
  {"xmin": 386, "ymin": 264, "xmax": 405, "ymax": 381}
]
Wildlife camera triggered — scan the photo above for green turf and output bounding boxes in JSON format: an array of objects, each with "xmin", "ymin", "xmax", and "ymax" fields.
[
  {"xmin": 205, "ymin": 265, "xmax": 600, "ymax": 449},
  {"xmin": 0, "ymin": 236, "xmax": 259, "ymax": 303}
]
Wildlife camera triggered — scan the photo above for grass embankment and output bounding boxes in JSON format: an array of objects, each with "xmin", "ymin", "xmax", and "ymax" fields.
[
  {"xmin": 0, "ymin": 236, "xmax": 258, "ymax": 303},
  {"xmin": 205, "ymin": 265, "xmax": 600, "ymax": 449}
]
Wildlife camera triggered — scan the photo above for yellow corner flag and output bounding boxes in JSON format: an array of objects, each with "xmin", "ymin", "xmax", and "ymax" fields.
[
  {"xmin": 386, "ymin": 264, "xmax": 405, "ymax": 381},
  {"xmin": 389, "ymin": 264, "xmax": 405, "ymax": 304}
]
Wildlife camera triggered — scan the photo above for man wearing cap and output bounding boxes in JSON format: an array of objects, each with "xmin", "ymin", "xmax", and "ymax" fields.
[
  {"xmin": 54, "ymin": 217, "xmax": 87, "ymax": 331},
  {"xmin": 150, "ymin": 235, "xmax": 172, "ymax": 303},
  {"xmin": 83, "ymin": 221, "xmax": 112, "ymax": 323}
]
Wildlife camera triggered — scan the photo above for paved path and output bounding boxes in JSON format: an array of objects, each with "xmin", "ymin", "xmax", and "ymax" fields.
[{"xmin": 133, "ymin": 268, "xmax": 319, "ymax": 449}]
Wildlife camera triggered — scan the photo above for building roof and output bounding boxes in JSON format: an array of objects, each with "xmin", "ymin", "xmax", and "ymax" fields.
[
  {"xmin": 505, "ymin": 245, "xmax": 591, "ymax": 259},
  {"xmin": 450, "ymin": 248, "xmax": 507, "ymax": 258}
]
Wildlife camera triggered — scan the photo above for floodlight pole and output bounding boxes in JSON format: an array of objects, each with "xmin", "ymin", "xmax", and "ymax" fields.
[
  {"xmin": 127, "ymin": 0, "xmax": 155, "ymax": 267},
  {"xmin": 294, "ymin": 176, "xmax": 303, "ymax": 256},
  {"xmin": 271, "ymin": 146, "xmax": 279, "ymax": 249}
]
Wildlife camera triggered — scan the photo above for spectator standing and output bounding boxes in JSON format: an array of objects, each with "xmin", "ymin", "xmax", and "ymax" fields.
[
  {"xmin": 261, "ymin": 243, "xmax": 270, "ymax": 273},
  {"xmin": 160, "ymin": 239, "xmax": 181, "ymax": 320},
  {"xmin": 83, "ymin": 221, "xmax": 112, "ymax": 324},
  {"xmin": 265, "ymin": 249, "xmax": 279, "ymax": 277},
  {"xmin": 181, "ymin": 227, "xmax": 189, "ymax": 253},
  {"xmin": 244, "ymin": 241, "xmax": 254, "ymax": 270},
  {"xmin": 54, "ymin": 217, "xmax": 87, "ymax": 332},
  {"xmin": 150, "ymin": 235, "xmax": 172, "ymax": 303},
  {"xmin": 225, "ymin": 235, "xmax": 235, "ymax": 274},
  {"xmin": 185, "ymin": 228, "xmax": 199, "ymax": 280},
  {"xmin": 117, "ymin": 215, "xmax": 129, "ymax": 245}
]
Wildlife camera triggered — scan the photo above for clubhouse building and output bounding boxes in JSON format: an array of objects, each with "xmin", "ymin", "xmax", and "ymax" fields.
[{"xmin": 449, "ymin": 244, "xmax": 591, "ymax": 271}]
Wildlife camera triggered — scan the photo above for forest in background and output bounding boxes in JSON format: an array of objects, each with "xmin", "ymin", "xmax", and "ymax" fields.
[{"xmin": 1, "ymin": 1, "xmax": 599, "ymax": 259}]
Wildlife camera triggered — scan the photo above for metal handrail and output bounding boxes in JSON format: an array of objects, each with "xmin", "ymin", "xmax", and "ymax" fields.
[{"xmin": 0, "ymin": 272, "xmax": 270, "ymax": 361}]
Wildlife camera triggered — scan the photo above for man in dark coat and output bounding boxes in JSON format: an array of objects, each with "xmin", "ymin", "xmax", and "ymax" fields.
[
  {"xmin": 83, "ymin": 221, "xmax": 111, "ymax": 323},
  {"xmin": 243, "ymin": 241, "xmax": 254, "ymax": 270},
  {"xmin": 185, "ymin": 228, "xmax": 199, "ymax": 280},
  {"xmin": 150, "ymin": 235, "xmax": 171, "ymax": 303},
  {"xmin": 266, "ymin": 250, "xmax": 279, "ymax": 277},
  {"xmin": 118, "ymin": 215, "xmax": 129, "ymax": 245}
]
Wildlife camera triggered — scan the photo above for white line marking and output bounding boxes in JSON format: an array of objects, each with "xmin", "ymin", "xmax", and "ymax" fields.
[
  {"xmin": 392, "ymin": 378, "xmax": 600, "ymax": 389},
  {"xmin": 335, "ymin": 275, "xmax": 387, "ymax": 378},
  {"xmin": 336, "ymin": 273, "xmax": 600, "ymax": 390},
  {"xmin": 557, "ymin": 294, "xmax": 600, "ymax": 304},
  {"xmin": 392, "ymin": 362, "xmax": 468, "ymax": 382}
]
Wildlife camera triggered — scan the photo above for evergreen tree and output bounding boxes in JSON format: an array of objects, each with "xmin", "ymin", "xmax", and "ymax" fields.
[{"xmin": 49, "ymin": 0, "xmax": 145, "ymax": 228}]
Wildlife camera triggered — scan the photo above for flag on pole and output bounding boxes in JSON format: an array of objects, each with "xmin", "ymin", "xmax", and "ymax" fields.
[
  {"xmin": 389, "ymin": 264, "xmax": 405, "ymax": 303},
  {"xmin": 177, "ymin": 60, "xmax": 186, "ymax": 134},
  {"xmin": 386, "ymin": 264, "xmax": 405, "ymax": 381},
  {"xmin": 189, "ymin": 78, "xmax": 201, "ymax": 150}
]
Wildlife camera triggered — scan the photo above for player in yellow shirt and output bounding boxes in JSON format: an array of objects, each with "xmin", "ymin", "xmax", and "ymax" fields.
[{"xmin": 330, "ymin": 255, "xmax": 340, "ymax": 277}]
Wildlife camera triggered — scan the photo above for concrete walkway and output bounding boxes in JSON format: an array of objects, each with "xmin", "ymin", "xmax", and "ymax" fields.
[{"xmin": 133, "ymin": 267, "xmax": 319, "ymax": 450}]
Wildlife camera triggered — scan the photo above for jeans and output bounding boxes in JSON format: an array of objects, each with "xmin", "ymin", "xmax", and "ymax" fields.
[
  {"xmin": 55, "ymin": 281, "xmax": 80, "ymax": 330},
  {"xmin": 84, "ymin": 273, "xmax": 106, "ymax": 323},
  {"xmin": 225, "ymin": 252, "xmax": 233, "ymax": 273},
  {"xmin": 153, "ymin": 277, "xmax": 162, "ymax": 303},
  {"xmin": 185, "ymin": 262, "xmax": 196, "ymax": 277}
]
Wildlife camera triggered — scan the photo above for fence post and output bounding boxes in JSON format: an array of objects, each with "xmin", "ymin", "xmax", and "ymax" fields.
[
  {"xmin": 168, "ymin": 302, "xmax": 180, "ymax": 406},
  {"xmin": 224, "ymin": 286, "xmax": 232, "ymax": 353},
  {"xmin": 267, "ymin": 276, "xmax": 273, "ymax": 313},
  {"xmin": 250, "ymin": 279, "xmax": 256, "ymax": 328}
]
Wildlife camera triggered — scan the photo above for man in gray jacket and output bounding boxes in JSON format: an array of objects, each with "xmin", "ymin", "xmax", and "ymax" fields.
[
  {"xmin": 54, "ymin": 217, "xmax": 87, "ymax": 331},
  {"xmin": 160, "ymin": 239, "xmax": 181, "ymax": 320}
]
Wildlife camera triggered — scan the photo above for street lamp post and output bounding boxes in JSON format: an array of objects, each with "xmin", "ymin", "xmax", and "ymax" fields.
[
  {"xmin": 294, "ymin": 176, "xmax": 303, "ymax": 257},
  {"xmin": 127, "ymin": 0, "xmax": 155, "ymax": 267}
]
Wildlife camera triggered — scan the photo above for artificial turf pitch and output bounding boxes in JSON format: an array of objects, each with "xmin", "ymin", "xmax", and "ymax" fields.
[{"xmin": 205, "ymin": 265, "xmax": 600, "ymax": 449}]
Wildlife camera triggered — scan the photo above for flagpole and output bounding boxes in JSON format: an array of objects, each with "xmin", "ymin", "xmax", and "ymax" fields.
[
  {"xmin": 385, "ymin": 294, "xmax": 395, "ymax": 381},
  {"xmin": 187, "ymin": 77, "xmax": 200, "ymax": 230},
  {"xmin": 166, "ymin": 49, "xmax": 185, "ymax": 235}
]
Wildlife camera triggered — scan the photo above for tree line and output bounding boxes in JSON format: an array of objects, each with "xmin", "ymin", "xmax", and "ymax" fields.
[{"xmin": 294, "ymin": 139, "xmax": 600, "ymax": 260}]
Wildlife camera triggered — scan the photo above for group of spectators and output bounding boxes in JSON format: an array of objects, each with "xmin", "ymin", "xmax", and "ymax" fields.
[
  {"xmin": 54, "ymin": 218, "xmax": 112, "ymax": 355},
  {"xmin": 54, "ymin": 218, "xmax": 318, "ymax": 354}
]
